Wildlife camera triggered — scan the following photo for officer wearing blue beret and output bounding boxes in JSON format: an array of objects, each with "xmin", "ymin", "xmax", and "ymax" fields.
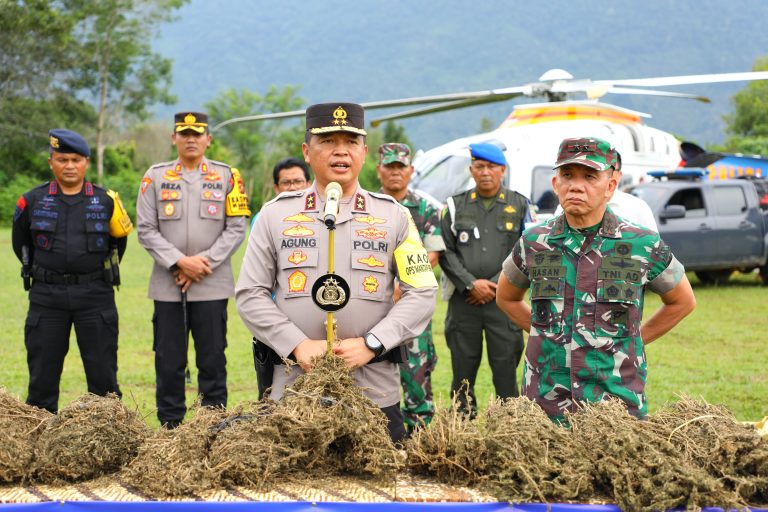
[
  {"xmin": 11, "ymin": 128, "xmax": 133, "ymax": 413},
  {"xmin": 439, "ymin": 142, "xmax": 534, "ymax": 415}
]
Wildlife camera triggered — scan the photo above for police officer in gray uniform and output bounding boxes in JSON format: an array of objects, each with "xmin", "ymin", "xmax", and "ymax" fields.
[
  {"xmin": 440, "ymin": 143, "xmax": 533, "ymax": 414},
  {"xmin": 235, "ymin": 103, "xmax": 438, "ymax": 442},
  {"xmin": 137, "ymin": 112, "xmax": 250, "ymax": 428}
]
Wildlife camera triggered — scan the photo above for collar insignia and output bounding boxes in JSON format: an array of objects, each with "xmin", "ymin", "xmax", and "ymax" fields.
[
  {"xmin": 305, "ymin": 192, "xmax": 317, "ymax": 211},
  {"xmin": 354, "ymin": 193, "xmax": 366, "ymax": 211}
]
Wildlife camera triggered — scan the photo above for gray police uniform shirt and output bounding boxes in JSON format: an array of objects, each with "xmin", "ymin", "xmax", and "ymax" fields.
[
  {"xmin": 235, "ymin": 183, "xmax": 438, "ymax": 407},
  {"xmin": 136, "ymin": 158, "xmax": 247, "ymax": 302}
]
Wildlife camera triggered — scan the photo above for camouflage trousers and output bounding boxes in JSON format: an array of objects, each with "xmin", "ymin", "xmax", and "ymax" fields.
[{"xmin": 399, "ymin": 321, "xmax": 437, "ymax": 429}]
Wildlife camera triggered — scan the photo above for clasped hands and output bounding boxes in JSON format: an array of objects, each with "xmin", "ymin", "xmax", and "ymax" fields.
[
  {"xmin": 292, "ymin": 337, "xmax": 375, "ymax": 372},
  {"xmin": 173, "ymin": 255, "xmax": 212, "ymax": 292},
  {"xmin": 466, "ymin": 278, "xmax": 496, "ymax": 305}
]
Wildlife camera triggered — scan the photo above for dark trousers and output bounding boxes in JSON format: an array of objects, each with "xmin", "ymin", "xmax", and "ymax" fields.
[
  {"xmin": 381, "ymin": 402, "xmax": 407, "ymax": 443},
  {"xmin": 445, "ymin": 292, "xmax": 524, "ymax": 414},
  {"xmin": 25, "ymin": 284, "xmax": 121, "ymax": 413},
  {"xmin": 153, "ymin": 299, "xmax": 228, "ymax": 425}
]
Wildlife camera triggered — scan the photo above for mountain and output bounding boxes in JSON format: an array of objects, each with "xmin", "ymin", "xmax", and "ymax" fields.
[{"xmin": 153, "ymin": 0, "xmax": 768, "ymax": 151}]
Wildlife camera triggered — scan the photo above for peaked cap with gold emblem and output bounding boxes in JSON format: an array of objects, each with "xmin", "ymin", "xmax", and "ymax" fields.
[
  {"xmin": 305, "ymin": 103, "xmax": 367, "ymax": 136},
  {"xmin": 174, "ymin": 111, "xmax": 209, "ymax": 133}
]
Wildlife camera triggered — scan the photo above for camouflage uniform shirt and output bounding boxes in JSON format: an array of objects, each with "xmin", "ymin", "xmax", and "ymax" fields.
[
  {"xmin": 395, "ymin": 190, "xmax": 445, "ymax": 254},
  {"xmin": 501, "ymin": 208, "xmax": 685, "ymax": 422}
]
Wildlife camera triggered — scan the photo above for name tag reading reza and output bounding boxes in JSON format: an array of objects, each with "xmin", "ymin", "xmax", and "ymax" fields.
[{"xmin": 312, "ymin": 273, "xmax": 350, "ymax": 312}]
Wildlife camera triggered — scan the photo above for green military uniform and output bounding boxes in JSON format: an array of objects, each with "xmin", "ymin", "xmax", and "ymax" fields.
[
  {"xmin": 502, "ymin": 208, "xmax": 684, "ymax": 422},
  {"xmin": 395, "ymin": 189, "xmax": 444, "ymax": 428},
  {"xmin": 440, "ymin": 184, "xmax": 531, "ymax": 411},
  {"xmin": 501, "ymin": 136, "xmax": 686, "ymax": 423}
]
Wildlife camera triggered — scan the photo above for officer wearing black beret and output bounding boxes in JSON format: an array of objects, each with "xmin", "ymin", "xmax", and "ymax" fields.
[{"xmin": 12, "ymin": 129, "xmax": 133, "ymax": 413}]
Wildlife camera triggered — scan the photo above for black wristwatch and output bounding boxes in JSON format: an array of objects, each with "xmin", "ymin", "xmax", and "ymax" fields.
[{"xmin": 363, "ymin": 332, "xmax": 385, "ymax": 357}]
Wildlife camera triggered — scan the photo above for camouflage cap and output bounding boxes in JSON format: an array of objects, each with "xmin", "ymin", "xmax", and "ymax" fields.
[
  {"xmin": 554, "ymin": 137, "xmax": 618, "ymax": 172},
  {"xmin": 378, "ymin": 143, "xmax": 411, "ymax": 166}
]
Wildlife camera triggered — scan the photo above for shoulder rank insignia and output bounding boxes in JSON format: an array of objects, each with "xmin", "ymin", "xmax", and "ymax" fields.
[
  {"xmin": 354, "ymin": 193, "xmax": 366, "ymax": 211},
  {"xmin": 283, "ymin": 224, "xmax": 315, "ymax": 237},
  {"xmin": 284, "ymin": 213, "xmax": 315, "ymax": 223},
  {"xmin": 305, "ymin": 192, "xmax": 317, "ymax": 211},
  {"xmin": 354, "ymin": 215, "xmax": 386, "ymax": 225}
]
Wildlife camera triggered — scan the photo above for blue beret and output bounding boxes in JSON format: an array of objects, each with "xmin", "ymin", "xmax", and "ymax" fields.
[
  {"xmin": 49, "ymin": 129, "xmax": 90, "ymax": 157},
  {"xmin": 469, "ymin": 143, "xmax": 506, "ymax": 167}
]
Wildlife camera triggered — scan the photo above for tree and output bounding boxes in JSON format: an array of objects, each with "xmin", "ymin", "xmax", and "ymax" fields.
[
  {"xmin": 205, "ymin": 86, "xmax": 306, "ymax": 211},
  {"xmin": 65, "ymin": 0, "xmax": 187, "ymax": 185},
  {"xmin": 723, "ymin": 56, "xmax": 768, "ymax": 155}
]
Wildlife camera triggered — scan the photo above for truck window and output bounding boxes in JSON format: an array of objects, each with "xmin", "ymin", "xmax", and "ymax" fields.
[
  {"xmin": 712, "ymin": 186, "xmax": 747, "ymax": 215},
  {"xmin": 667, "ymin": 188, "xmax": 706, "ymax": 218}
]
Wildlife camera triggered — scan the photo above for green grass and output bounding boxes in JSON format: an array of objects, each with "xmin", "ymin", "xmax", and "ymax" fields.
[{"xmin": 0, "ymin": 228, "xmax": 766, "ymax": 425}]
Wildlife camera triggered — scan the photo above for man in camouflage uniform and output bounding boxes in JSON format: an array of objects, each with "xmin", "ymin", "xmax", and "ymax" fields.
[
  {"xmin": 440, "ymin": 143, "xmax": 533, "ymax": 415},
  {"xmin": 376, "ymin": 142, "xmax": 444, "ymax": 430},
  {"xmin": 497, "ymin": 137, "xmax": 696, "ymax": 423},
  {"xmin": 137, "ymin": 112, "xmax": 250, "ymax": 428}
]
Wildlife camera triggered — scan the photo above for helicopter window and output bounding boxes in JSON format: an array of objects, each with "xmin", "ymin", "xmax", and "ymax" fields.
[
  {"xmin": 667, "ymin": 188, "xmax": 706, "ymax": 218},
  {"xmin": 712, "ymin": 185, "xmax": 747, "ymax": 216},
  {"xmin": 531, "ymin": 166, "xmax": 557, "ymax": 212},
  {"xmin": 414, "ymin": 155, "xmax": 472, "ymax": 204}
]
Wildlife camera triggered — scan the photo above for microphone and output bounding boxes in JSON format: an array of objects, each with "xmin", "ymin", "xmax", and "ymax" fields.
[{"xmin": 323, "ymin": 182, "xmax": 342, "ymax": 228}]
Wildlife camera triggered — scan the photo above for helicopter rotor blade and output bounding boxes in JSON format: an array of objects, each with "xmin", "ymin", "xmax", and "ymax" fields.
[
  {"xmin": 592, "ymin": 86, "xmax": 711, "ymax": 103},
  {"xmin": 595, "ymin": 71, "xmax": 768, "ymax": 88},
  {"xmin": 369, "ymin": 92, "xmax": 527, "ymax": 127},
  {"xmin": 212, "ymin": 110, "xmax": 306, "ymax": 131}
]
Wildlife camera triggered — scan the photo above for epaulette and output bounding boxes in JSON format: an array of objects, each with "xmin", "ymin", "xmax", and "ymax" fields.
[
  {"xmin": 147, "ymin": 160, "xmax": 177, "ymax": 171},
  {"xmin": 262, "ymin": 189, "xmax": 305, "ymax": 208},
  {"xmin": 206, "ymin": 159, "xmax": 232, "ymax": 170},
  {"xmin": 367, "ymin": 190, "xmax": 399, "ymax": 204}
]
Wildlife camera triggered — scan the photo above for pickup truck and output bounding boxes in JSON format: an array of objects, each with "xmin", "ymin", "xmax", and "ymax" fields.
[{"xmin": 629, "ymin": 171, "xmax": 768, "ymax": 285}]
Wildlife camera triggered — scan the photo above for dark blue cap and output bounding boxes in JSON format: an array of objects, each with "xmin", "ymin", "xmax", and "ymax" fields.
[
  {"xmin": 49, "ymin": 129, "xmax": 90, "ymax": 157},
  {"xmin": 469, "ymin": 143, "xmax": 506, "ymax": 167}
]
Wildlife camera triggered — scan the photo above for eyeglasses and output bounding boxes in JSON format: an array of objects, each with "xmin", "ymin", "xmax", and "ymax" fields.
[
  {"xmin": 470, "ymin": 162, "xmax": 504, "ymax": 173},
  {"xmin": 278, "ymin": 179, "xmax": 307, "ymax": 188}
]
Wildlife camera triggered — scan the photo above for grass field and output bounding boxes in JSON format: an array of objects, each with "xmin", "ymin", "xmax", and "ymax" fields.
[{"xmin": 0, "ymin": 228, "xmax": 766, "ymax": 426}]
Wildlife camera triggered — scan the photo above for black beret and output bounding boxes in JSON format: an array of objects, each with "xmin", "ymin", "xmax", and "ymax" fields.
[
  {"xmin": 49, "ymin": 129, "xmax": 90, "ymax": 157},
  {"xmin": 305, "ymin": 103, "xmax": 366, "ymax": 136}
]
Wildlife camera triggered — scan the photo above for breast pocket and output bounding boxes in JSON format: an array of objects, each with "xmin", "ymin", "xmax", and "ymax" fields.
[
  {"xmin": 85, "ymin": 220, "xmax": 109, "ymax": 252},
  {"xmin": 200, "ymin": 188, "xmax": 225, "ymax": 220},
  {"xmin": 279, "ymin": 247, "xmax": 318, "ymax": 298},
  {"xmin": 350, "ymin": 250, "xmax": 388, "ymax": 302},
  {"xmin": 530, "ymin": 278, "xmax": 565, "ymax": 335},
  {"xmin": 31, "ymin": 217, "xmax": 57, "ymax": 251},
  {"xmin": 159, "ymin": 199, "xmax": 182, "ymax": 220},
  {"xmin": 454, "ymin": 221, "xmax": 476, "ymax": 247},
  {"xmin": 595, "ymin": 279, "xmax": 641, "ymax": 338}
]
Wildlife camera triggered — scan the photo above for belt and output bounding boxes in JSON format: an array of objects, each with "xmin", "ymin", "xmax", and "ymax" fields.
[{"xmin": 31, "ymin": 266, "xmax": 105, "ymax": 285}]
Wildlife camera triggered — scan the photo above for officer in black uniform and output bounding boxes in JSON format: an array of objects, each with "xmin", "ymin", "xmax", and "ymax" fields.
[
  {"xmin": 439, "ymin": 143, "xmax": 533, "ymax": 415},
  {"xmin": 12, "ymin": 129, "xmax": 133, "ymax": 413}
]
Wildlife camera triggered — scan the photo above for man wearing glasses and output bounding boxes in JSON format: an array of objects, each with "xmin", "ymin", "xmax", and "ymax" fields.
[
  {"xmin": 273, "ymin": 157, "xmax": 312, "ymax": 195},
  {"xmin": 439, "ymin": 143, "xmax": 533, "ymax": 416}
]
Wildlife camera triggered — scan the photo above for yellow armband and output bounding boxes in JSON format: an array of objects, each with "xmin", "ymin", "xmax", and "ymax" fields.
[
  {"xmin": 226, "ymin": 168, "xmax": 251, "ymax": 217},
  {"xmin": 106, "ymin": 189, "xmax": 133, "ymax": 238},
  {"xmin": 394, "ymin": 216, "xmax": 438, "ymax": 289}
]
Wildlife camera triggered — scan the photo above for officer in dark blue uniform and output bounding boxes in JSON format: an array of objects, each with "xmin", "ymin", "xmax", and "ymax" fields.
[{"xmin": 12, "ymin": 129, "xmax": 133, "ymax": 413}]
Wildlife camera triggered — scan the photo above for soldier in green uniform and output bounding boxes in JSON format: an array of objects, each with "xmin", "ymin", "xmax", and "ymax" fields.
[
  {"xmin": 376, "ymin": 142, "xmax": 444, "ymax": 431},
  {"xmin": 439, "ymin": 143, "xmax": 533, "ymax": 414},
  {"xmin": 497, "ymin": 136, "xmax": 696, "ymax": 423}
]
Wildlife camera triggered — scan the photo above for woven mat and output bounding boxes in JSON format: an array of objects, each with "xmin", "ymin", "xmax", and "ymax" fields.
[{"xmin": 0, "ymin": 475, "xmax": 495, "ymax": 503}]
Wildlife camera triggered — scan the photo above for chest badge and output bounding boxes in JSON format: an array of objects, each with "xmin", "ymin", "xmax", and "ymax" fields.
[
  {"xmin": 362, "ymin": 275, "xmax": 380, "ymax": 294},
  {"xmin": 164, "ymin": 203, "xmax": 175, "ymax": 216},
  {"xmin": 207, "ymin": 204, "xmax": 219, "ymax": 215},
  {"xmin": 354, "ymin": 215, "xmax": 386, "ymax": 225},
  {"xmin": 288, "ymin": 250, "xmax": 307, "ymax": 265},
  {"xmin": 356, "ymin": 227, "xmax": 387, "ymax": 240},
  {"xmin": 284, "ymin": 213, "xmax": 315, "ymax": 223},
  {"xmin": 358, "ymin": 255, "xmax": 385, "ymax": 268},
  {"xmin": 288, "ymin": 270, "xmax": 307, "ymax": 293},
  {"xmin": 283, "ymin": 225, "xmax": 315, "ymax": 237},
  {"xmin": 505, "ymin": 221, "xmax": 514, "ymax": 231},
  {"xmin": 458, "ymin": 231, "xmax": 470, "ymax": 244},
  {"xmin": 311, "ymin": 273, "xmax": 350, "ymax": 312},
  {"xmin": 504, "ymin": 205, "xmax": 516, "ymax": 213}
]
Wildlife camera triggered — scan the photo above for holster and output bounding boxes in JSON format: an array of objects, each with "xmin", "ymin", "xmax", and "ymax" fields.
[
  {"xmin": 21, "ymin": 245, "xmax": 31, "ymax": 291},
  {"xmin": 252, "ymin": 339, "xmax": 275, "ymax": 400}
]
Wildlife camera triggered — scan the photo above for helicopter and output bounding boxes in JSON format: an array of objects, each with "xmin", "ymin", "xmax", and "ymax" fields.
[{"xmin": 212, "ymin": 68, "xmax": 768, "ymax": 208}]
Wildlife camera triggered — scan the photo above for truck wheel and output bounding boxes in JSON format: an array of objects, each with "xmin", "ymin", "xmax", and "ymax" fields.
[{"xmin": 694, "ymin": 270, "xmax": 732, "ymax": 285}]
